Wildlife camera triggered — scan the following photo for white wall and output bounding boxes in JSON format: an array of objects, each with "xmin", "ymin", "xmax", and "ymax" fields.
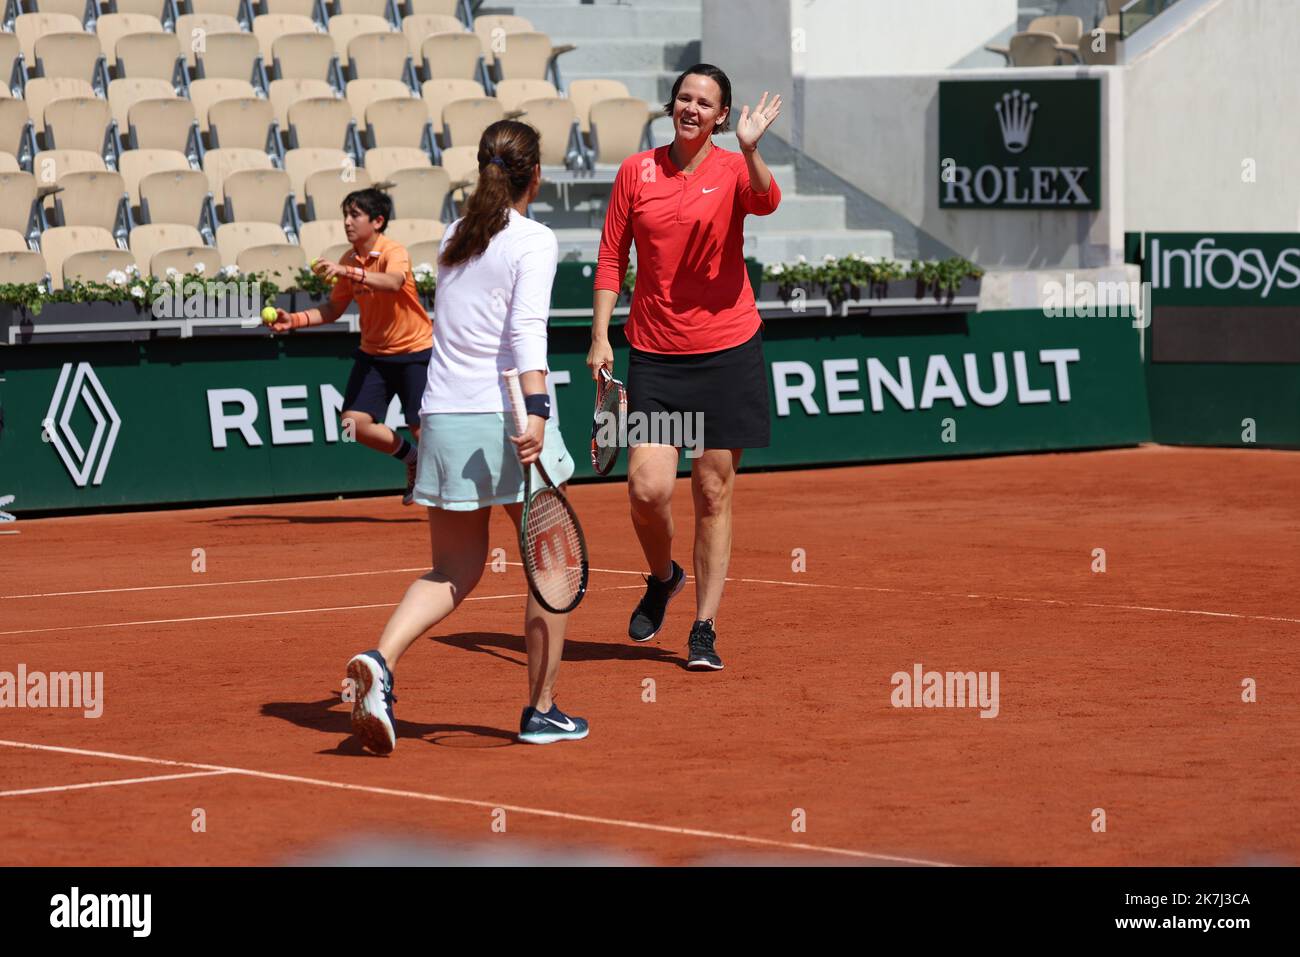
[
  {"xmin": 701, "ymin": 0, "xmax": 790, "ymax": 132},
  {"xmin": 1124, "ymin": 0, "xmax": 1300, "ymax": 231}
]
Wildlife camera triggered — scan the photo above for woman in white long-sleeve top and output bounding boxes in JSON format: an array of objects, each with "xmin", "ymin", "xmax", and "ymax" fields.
[{"xmin": 344, "ymin": 121, "xmax": 585, "ymax": 754}]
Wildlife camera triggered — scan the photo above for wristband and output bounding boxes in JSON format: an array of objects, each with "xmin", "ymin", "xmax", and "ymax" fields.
[
  {"xmin": 290, "ymin": 312, "xmax": 308, "ymax": 329},
  {"xmin": 523, "ymin": 392, "xmax": 551, "ymax": 420}
]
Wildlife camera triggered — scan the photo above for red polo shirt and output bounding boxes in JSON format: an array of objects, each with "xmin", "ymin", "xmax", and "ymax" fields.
[{"xmin": 594, "ymin": 144, "xmax": 781, "ymax": 355}]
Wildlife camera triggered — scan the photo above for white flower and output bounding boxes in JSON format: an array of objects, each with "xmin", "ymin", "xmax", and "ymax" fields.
[
  {"xmin": 126, "ymin": 263, "xmax": 141, "ymax": 278},
  {"xmin": 221, "ymin": 264, "xmax": 240, "ymax": 279},
  {"xmin": 824, "ymin": 254, "xmax": 835, "ymax": 263},
  {"xmin": 130, "ymin": 284, "xmax": 145, "ymax": 298},
  {"xmin": 165, "ymin": 267, "xmax": 179, "ymax": 280},
  {"xmin": 769, "ymin": 263, "xmax": 784, "ymax": 276},
  {"xmin": 106, "ymin": 269, "xmax": 127, "ymax": 285},
  {"xmin": 37, "ymin": 282, "xmax": 47, "ymax": 294},
  {"xmin": 797, "ymin": 254, "xmax": 807, "ymax": 264},
  {"xmin": 193, "ymin": 262, "xmax": 206, "ymax": 275},
  {"xmin": 414, "ymin": 262, "xmax": 433, "ymax": 276}
]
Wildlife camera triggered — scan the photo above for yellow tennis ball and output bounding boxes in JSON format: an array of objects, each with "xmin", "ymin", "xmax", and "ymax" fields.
[{"xmin": 261, "ymin": 305, "xmax": 278, "ymax": 324}]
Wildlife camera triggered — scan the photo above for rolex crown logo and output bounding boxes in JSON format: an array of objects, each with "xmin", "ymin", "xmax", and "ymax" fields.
[{"xmin": 995, "ymin": 89, "xmax": 1038, "ymax": 154}]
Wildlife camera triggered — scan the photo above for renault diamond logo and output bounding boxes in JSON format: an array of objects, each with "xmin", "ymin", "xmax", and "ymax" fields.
[
  {"xmin": 995, "ymin": 89, "xmax": 1037, "ymax": 154},
  {"xmin": 43, "ymin": 362, "xmax": 121, "ymax": 487}
]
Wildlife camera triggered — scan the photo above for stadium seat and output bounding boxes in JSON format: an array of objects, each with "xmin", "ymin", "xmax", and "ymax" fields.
[
  {"xmin": 493, "ymin": 78, "xmax": 556, "ymax": 115},
  {"xmin": 335, "ymin": 0, "xmax": 394, "ymax": 20},
  {"xmin": 40, "ymin": 96, "xmax": 113, "ymax": 155},
  {"xmin": 150, "ymin": 244, "xmax": 222, "ymax": 277},
  {"xmin": 1080, "ymin": 32, "xmax": 1121, "ymax": 66},
  {"xmin": 365, "ymin": 97, "xmax": 432, "ymax": 152},
  {"xmin": 383, "ymin": 165, "xmax": 448, "ymax": 220},
  {"xmin": 437, "ymin": 143, "xmax": 476, "ymax": 203},
  {"xmin": 23, "ymin": 76, "xmax": 94, "ymax": 135},
  {"xmin": 986, "ymin": 31, "xmax": 1070, "ymax": 67},
  {"xmin": 345, "ymin": 78, "xmax": 410, "ymax": 122},
  {"xmin": 113, "ymin": 32, "xmax": 185, "ymax": 82},
  {"xmin": 419, "ymin": 77, "xmax": 482, "ymax": 140},
  {"xmin": 516, "ymin": 96, "xmax": 580, "ymax": 168},
  {"xmin": 297, "ymin": 217, "xmax": 345, "ymax": 260},
  {"xmin": 270, "ymin": 31, "xmax": 339, "ymax": 85},
  {"xmin": 0, "ymin": 98, "xmax": 35, "ymax": 168},
  {"xmin": 236, "ymin": 241, "xmax": 306, "ymax": 287},
  {"xmin": 327, "ymin": 14, "xmax": 388, "ymax": 74},
  {"xmin": 419, "ymin": 32, "xmax": 481, "ymax": 82},
  {"xmin": 383, "ymin": 217, "xmax": 442, "ymax": 248},
  {"xmin": 114, "ymin": 0, "xmax": 176, "ymax": 18},
  {"xmin": 406, "ymin": 0, "xmax": 457, "ymax": 15},
  {"xmin": 95, "ymin": 13, "xmax": 164, "ymax": 65},
  {"xmin": 268, "ymin": 77, "xmax": 335, "ymax": 127},
  {"xmin": 118, "ymin": 148, "xmax": 191, "ymax": 209},
  {"xmin": 262, "ymin": 0, "xmax": 322, "ymax": 18},
  {"xmin": 189, "ymin": 77, "xmax": 257, "ymax": 133},
  {"xmin": 38, "ymin": 224, "xmax": 120, "ymax": 290},
  {"xmin": 139, "ymin": 167, "xmax": 214, "ymax": 233},
  {"xmin": 13, "ymin": 13, "xmax": 84, "ymax": 65},
  {"xmin": 0, "ymin": 228, "xmax": 30, "ymax": 251},
  {"xmin": 362, "ymin": 144, "xmax": 427, "ymax": 181},
  {"xmin": 347, "ymin": 32, "xmax": 412, "ymax": 84},
  {"xmin": 301, "ymin": 163, "xmax": 371, "ymax": 221},
  {"xmin": 175, "ymin": 14, "xmax": 242, "ymax": 69},
  {"xmin": 222, "ymin": 166, "xmax": 292, "ymax": 224},
  {"xmin": 589, "ymin": 97, "xmax": 653, "ymax": 167},
  {"xmin": 208, "ymin": 96, "xmax": 278, "ymax": 152},
  {"xmin": 568, "ymin": 78, "xmax": 628, "ymax": 136},
  {"xmin": 48, "ymin": 169, "xmax": 128, "ymax": 236},
  {"xmin": 127, "ymin": 98, "xmax": 199, "ymax": 155},
  {"xmin": 492, "ymin": 32, "xmax": 573, "ymax": 87},
  {"xmin": 34, "ymin": 32, "xmax": 108, "ymax": 88},
  {"xmin": 440, "ymin": 96, "xmax": 502, "ymax": 149},
  {"xmin": 284, "ymin": 145, "xmax": 350, "ymax": 196},
  {"xmin": 0, "ymin": 171, "xmax": 39, "ymax": 243},
  {"xmin": 286, "ymin": 96, "xmax": 356, "ymax": 151},
  {"xmin": 197, "ymin": 32, "xmax": 265, "ymax": 88},
  {"xmin": 0, "ymin": 32, "xmax": 21, "ymax": 95},
  {"xmin": 107, "ymin": 77, "xmax": 176, "ymax": 131},
  {"xmin": 472, "ymin": 14, "xmax": 531, "ymax": 70},
  {"xmin": 0, "ymin": 154, "xmax": 20, "ymax": 171},
  {"xmin": 202, "ymin": 145, "xmax": 272, "ymax": 193},
  {"xmin": 215, "ymin": 219, "xmax": 288, "ymax": 263},
  {"xmin": 401, "ymin": 13, "xmax": 463, "ymax": 59},
  {"xmin": 129, "ymin": 222, "xmax": 206, "ymax": 271},
  {"xmin": 405, "ymin": 238, "xmax": 438, "ymax": 271},
  {"xmin": 63, "ymin": 248, "xmax": 140, "ymax": 285},
  {"xmin": 27, "ymin": 0, "xmax": 95, "ymax": 22},
  {"xmin": 32, "ymin": 149, "xmax": 105, "ymax": 191},
  {"xmin": 0, "ymin": 249, "xmax": 47, "ymax": 283},
  {"xmin": 185, "ymin": 0, "xmax": 245, "ymax": 17}
]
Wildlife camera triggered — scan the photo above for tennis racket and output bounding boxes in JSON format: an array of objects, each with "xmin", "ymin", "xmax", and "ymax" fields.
[
  {"xmin": 590, "ymin": 366, "xmax": 627, "ymax": 476},
  {"xmin": 503, "ymin": 369, "xmax": 590, "ymax": 615}
]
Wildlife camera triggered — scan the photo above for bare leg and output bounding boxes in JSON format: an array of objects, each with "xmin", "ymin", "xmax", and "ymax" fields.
[
  {"xmin": 376, "ymin": 506, "xmax": 488, "ymax": 670},
  {"xmin": 690, "ymin": 449, "xmax": 742, "ymax": 621},
  {"xmin": 626, "ymin": 444, "xmax": 680, "ymax": 581},
  {"xmin": 341, "ymin": 409, "xmax": 418, "ymax": 455},
  {"xmin": 503, "ymin": 502, "xmax": 570, "ymax": 711}
]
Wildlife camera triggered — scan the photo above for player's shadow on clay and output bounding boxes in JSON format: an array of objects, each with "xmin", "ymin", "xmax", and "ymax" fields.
[
  {"xmin": 260, "ymin": 695, "xmax": 516, "ymax": 755},
  {"xmin": 431, "ymin": 631, "xmax": 683, "ymax": 666},
  {"xmin": 205, "ymin": 515, "xmax": 423, "ymax": 526}
]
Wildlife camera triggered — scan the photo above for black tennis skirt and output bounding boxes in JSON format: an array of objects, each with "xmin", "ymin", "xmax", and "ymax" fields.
[{"xmin": 626, "ymin": 329, "xmax": 770, "ymax": 450}]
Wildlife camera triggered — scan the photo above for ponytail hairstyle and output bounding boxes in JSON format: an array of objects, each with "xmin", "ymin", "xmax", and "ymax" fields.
[{"xmin": 439, "ymin": 120, "xmax": 541, "ymax": 268}]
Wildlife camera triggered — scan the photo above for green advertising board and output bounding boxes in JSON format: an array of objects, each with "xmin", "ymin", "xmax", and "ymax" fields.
[
  {"xmin": 0, "ymin": 310, "xmax": 1148, "ymax": 514},
  {"xmin": 938, "ymin": 79, "xmax": 1101, "ymax": 210},
  {"xmin": 1141, "ymin": 233, "xmax": 1300, "ymax": 448}
]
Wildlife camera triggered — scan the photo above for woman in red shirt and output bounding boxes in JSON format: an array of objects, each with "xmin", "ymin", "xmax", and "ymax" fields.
[{"xmin": 588, "ymin": 63, "xmax": 782, "ymax": 672}]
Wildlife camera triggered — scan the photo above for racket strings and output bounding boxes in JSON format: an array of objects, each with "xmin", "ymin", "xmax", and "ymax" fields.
[
  {"xmin": 524, "ymin": 490, "xmax": 585, "ymax": 607},
  {"xmin": 592, "ymin": 377, "xmax": 625, "ymax": 473}
]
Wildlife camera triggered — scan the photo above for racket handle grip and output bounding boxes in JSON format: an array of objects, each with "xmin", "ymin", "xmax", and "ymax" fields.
[{"xmin": 502, "ymin": 368, "xmax": 529, "ymax": 438}]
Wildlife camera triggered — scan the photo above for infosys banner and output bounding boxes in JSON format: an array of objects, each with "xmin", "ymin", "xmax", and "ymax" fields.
[
  {"xmin": 0, "ymin": 312, "xmax": 1147, "ymax": 513},
  {"xmin": 938, "ymin": 79, "xmax": 1101, "ymax": 210}
]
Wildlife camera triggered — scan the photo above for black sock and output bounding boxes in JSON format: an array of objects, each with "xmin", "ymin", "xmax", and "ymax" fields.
[{"xmin": 391, "ymin": 437, "xmax": 412, "ymax": 462}]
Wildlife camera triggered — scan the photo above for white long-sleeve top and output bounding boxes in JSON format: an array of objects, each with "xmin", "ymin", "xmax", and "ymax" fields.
[{"xmin": 419, "ymin": 209, "xmax": 559, "ymax": 414}]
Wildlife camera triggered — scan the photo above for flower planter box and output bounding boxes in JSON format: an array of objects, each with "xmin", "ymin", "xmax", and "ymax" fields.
[
  {"xmin": 3, "ymin": 301, "xmax": 153, "ymax": 346},
  {"xmin": 757, "ymin": 275, "xmax": 982, "ymax": 318}
]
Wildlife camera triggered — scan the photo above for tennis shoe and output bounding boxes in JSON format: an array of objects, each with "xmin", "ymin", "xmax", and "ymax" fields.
[
  {"xmin": 402, "ymin": 457, "xmax": 417, "ymax": 506},
  {"xmin": 347, "ymin": 650, "xmax": 397, "ymax": 754},
  {"xmin": 628, "ymin": 560, "xmax": 685, "ymax": 642},
  {"xmin": 518, "ymin": 703, "xmax": 589, "ymax": 744},
  {"xmin": 686, "ymin": 619, "xmax": 724, "ymax": 671}
]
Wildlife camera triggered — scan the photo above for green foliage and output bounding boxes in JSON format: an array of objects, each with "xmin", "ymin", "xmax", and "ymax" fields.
[
  {"xmin": 763, "ymin": 254, "xmax": 983, "ymax": 308},
  {"xmin": 0, "ymin": 266, "xmax": 281, "ymax": 315}
]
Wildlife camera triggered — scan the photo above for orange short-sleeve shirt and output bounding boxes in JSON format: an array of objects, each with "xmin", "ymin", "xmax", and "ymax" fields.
[{"xmin": 329, "ymin": 233, "xmax": 433, "ymax": 355}]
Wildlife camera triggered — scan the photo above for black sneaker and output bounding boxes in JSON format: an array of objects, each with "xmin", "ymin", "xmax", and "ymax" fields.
[
  {"xmin": 686, "ymin": 619, "xmax": 723, "ymax": 671},
  {"xmin": 628, "ymin": 560, "xmax": 686, "ymax": 642}
]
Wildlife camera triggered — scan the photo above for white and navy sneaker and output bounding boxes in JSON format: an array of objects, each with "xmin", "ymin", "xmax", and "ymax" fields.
[
  {"xmin": 518, "ymin": 703, "xmax": 589, "ymax": 745},
  {"xmin": 401, "ymin": 458, "xmax": 417, "ymax": 506},
  {"xmin": 686, "ymin": 619, "xmax": 724, "ymax": 671},
  {"xmin": 347, "ymin": 650, "xmax": 397, "ymax": 754}
]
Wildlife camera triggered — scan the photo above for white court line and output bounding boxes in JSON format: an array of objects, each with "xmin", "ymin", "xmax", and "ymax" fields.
[
  {"xmin": 0, "ymin": 530, "xmax": 19, "ymax": 536},
  {"xmin": 1, "ymin": 566, "xmax": 432, "ymax": 600},
  {"xmin": 0, "ymin": 739, "xmax": 954, "ymax": 866},
  {"xmin": 0, "ymin": 769, "xmax": 232, "ymax": 798},
  {"xmin": 0, "ymin": 584, "xmax": 648, "ymax": 637}
]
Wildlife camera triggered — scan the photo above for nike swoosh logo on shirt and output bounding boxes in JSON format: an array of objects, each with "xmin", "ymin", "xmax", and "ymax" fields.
[
  {"xmin": 541, "ymin": 714, "xmax": 577, "ymax": 732},
  {"xmin": 702, "ymin": 187, "xmax": 719, "ymax": 194}
]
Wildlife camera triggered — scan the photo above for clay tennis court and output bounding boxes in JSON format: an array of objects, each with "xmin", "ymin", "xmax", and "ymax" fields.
[{"xmin": 1, "ymin": 445, "xmax": 1296, "ymax": 866}]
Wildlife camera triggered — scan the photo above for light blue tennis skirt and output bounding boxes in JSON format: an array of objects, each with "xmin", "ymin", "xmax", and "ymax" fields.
[{"xmin": 412, "ymin": 412, "xmax": 576, "ymax": 511}]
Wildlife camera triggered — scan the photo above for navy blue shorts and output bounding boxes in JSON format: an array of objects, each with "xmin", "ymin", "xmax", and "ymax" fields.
[{"xmin": 341, "ymin": 348, "xmax": 431, "ymax": 428}]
